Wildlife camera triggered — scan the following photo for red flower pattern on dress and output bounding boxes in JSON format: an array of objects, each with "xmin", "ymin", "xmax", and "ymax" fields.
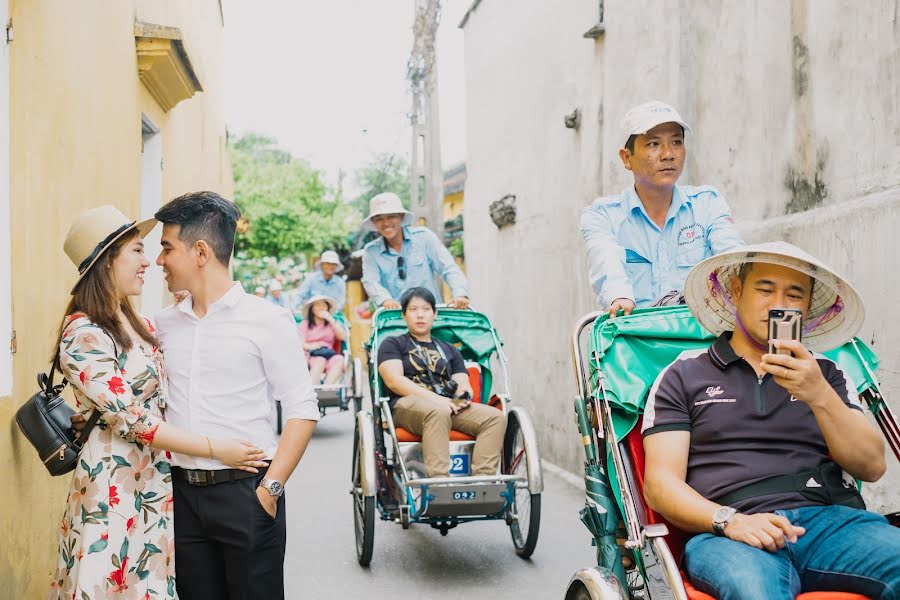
[
  {"xmin": 108, "ymin": 485, "xmax": 120, "ymax": 507},
  {"xmin": 107, "ymin": 377, "xmax": 126, "ymax": 395},
  {"xmin": 107, "ymin": 557, "xmax": 129, "ymax": 592}
]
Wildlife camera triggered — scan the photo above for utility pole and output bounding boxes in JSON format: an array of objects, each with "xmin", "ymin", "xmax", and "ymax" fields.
[{"xmin": 408, "ymin": 0, "xmax": 444, "ymax": 242}]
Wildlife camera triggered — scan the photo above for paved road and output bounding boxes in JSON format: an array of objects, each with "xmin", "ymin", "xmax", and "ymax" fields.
[{"xmin": 284, "ymin": 409, "xmax": 596, "ymax": 599}]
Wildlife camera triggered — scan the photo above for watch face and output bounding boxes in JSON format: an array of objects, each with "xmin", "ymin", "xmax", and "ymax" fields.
[
  {"xmin": 713, "ymin": 506, "xmax": 735, "ymax": 523},
  {"xmin": 268, "ymin": 481, "xmax": 283, "ymax": 496}
]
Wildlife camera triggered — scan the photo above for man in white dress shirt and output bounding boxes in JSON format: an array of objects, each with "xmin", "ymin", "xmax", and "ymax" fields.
[{"xmin": 154, "ymin": 191, "xmax": 319, "ymax": 600}]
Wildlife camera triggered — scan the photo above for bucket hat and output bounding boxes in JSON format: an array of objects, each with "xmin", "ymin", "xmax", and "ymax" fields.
[
  {"xmin": 63, "ymin": 205, "xmax": 157, "ymax": 294},
  {"xmin": 684, "ymin": 242, "xmax": 865, "ymax": 352},
  {"xmin": 318, "ymin": 250, "xmax": 344, "ymax": 273},
  {"xmin": 362, "ymin": 192, "xmax": 413, "ymax": 232}
]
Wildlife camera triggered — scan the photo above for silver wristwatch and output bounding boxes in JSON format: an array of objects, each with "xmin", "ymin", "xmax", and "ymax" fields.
[
  {"xmin": 259, "ymin": 478, "xmax": 284, "ymax": 497},
  {"xmin": 712, "ymin": 506, "xmax": 737, "ymax": 536}
]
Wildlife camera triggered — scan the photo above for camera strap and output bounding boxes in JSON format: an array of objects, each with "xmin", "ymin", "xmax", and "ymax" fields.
[{"xmin": 407, "ymin": 334, "xmax": 451, "ymax": 390}]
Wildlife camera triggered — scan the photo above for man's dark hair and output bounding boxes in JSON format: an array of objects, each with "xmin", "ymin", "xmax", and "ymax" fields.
[
  {"xmin": 624, "ymin": 135, "xmax": 637, "ymax": 154},
  {"xmin": 155, "ymin": 191, "xmax": 241, "ymax": 265},
  {"xmin": 400, "ymin": 287, "xmax": 436, "ymax": 313}
]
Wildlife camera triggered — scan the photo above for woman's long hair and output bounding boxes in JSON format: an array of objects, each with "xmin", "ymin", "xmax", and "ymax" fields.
[
  {"xmin": 306, "ymin": 303, "xmax": 322, "ymax": 330},
  {"xmin": 52, "ymin": 229, "xmax": 158, "ymax": 369}
]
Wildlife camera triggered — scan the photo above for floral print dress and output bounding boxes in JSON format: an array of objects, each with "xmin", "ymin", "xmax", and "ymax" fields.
[{"xmin": 50, "ymin": 314, "xmax": 176, "ymax": 600}]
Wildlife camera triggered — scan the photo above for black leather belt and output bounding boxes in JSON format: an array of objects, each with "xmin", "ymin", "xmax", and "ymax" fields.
[{"xmin": 173, "ymin": 467, "xmax": 260, "ymax": 487}]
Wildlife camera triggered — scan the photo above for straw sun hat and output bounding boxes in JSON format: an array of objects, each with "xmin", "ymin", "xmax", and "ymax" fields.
[
  {"xmin": 302, "ymin": 294, "xmax": 339, "ymax": 315},
  {"xmin": 684, "ymin": 242, "xmax": 865, "ymax": 352},
  {"xmin": 63, "ymin": 205, "xmax": 157, "ymax": 294},
  {"xmin": 361, "ymin": 192, "xmax": 413, "ymax": 232}
]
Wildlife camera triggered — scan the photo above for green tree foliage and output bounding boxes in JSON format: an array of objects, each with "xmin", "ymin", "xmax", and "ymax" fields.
[
  {"xmin": 230, "ymin": 133, "xmax": 357, "ymax": 259},
  {"xmin": 352, "ymin": 153, "xmax": 414, "ymax": 217}
]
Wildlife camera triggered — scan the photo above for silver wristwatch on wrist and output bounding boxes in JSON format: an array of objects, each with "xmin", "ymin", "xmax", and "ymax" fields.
[
  {"xmin": 712, "ymin": 506, "xmax": 737, "ymax": 536},
  {"xmin": 259, "ymin": 478, "xmax": 284, "ymax": 497}
]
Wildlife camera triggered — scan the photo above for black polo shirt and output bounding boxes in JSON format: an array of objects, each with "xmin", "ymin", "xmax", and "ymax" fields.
[{"xmin": 642, "ymin": 332, "xmax": 863, "ymax": 514}]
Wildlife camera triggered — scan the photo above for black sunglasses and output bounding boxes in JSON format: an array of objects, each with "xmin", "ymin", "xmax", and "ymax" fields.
[{"xmin": 397, "ymin": 256, "xmax": 406, "ymax": 280}]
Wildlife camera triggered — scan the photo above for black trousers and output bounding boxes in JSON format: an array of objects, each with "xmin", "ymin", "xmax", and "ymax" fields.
[{"xmin": 173, "ymin": 471, "xmax": 286, "ymax": 600}]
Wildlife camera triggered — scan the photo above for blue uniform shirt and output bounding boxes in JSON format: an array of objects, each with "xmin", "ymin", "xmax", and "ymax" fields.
[
  {"xmin": 362, "ymin": 226, "xmax": 468, "ymax": 307},
  {"xmin": 296, "ymin": 271, "xmax": 346, "ymax": 311},
  {"xmin": 581, "ymin": 185, "xmax": 744, "ymax": 307}
]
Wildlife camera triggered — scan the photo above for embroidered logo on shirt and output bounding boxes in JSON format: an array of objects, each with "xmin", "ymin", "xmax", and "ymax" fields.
[
  {"xmin": 805, "ymin": 477, "xmax": 822, "ymax": 488},
  {"xmin": 705, "ymin": 386, "xmax": 725, "ymax": 398},
  {"xmin": 677, "ymin": 224, "xmax": 704, "ymax": 247}
]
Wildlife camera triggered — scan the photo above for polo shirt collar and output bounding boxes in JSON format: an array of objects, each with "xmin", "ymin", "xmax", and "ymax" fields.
[
  {"xmin": 381, "ymin": 226, "xmax": 410, "ymax": 255},
  {"xmin": 709, "ymin": 331, "xmax": 742, "ymax": 370}
]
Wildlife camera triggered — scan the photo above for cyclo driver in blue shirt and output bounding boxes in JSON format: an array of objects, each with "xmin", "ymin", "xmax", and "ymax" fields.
[
  {"xmin": 581, "ymin": 100, "xmax": 744, "ymax": 317},
  {"xmin": 361, "ymin": 192, "xmax": 469, "ymax": 311}
]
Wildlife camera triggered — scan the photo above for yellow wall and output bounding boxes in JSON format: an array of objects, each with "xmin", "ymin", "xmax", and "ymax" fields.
[
  {"xmin": 1, "ymin": 1, "xmax": 231, "ymax": 595},
  {"xmin": 443, "ymin": 190, "xmax": 464, "ymax": 221}
]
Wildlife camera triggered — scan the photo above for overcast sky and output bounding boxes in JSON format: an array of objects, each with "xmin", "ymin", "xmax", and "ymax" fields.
[{"xmin": 222, "ymin": 1, "xmax": 468, "ymax": 194}]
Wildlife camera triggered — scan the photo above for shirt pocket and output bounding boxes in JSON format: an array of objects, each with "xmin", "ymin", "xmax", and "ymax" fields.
[
  {"xmin": 624, "ymin": 249, "xmax": 653, "ymax": 305},
  {"xmin": 675, "ymin": 238, "xmax": 707, "ymax": 270},
  {"xmin": 405, "ymin": 249, "xmax": 430, "ymax": 285}
]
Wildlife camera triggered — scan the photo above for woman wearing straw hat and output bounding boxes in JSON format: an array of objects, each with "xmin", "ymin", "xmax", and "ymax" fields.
[
  {"xmin": 298, "ymin": 294, "xmax": 346, "ymax": 385},
  {"xmin": 296, "ymin": 250, "xmax": 346, "ymax": 311},
  {"xmin": 642, "ymin": 242, "xmax": 897, "ymax": 600},
  {"xmin": 49, "ymin": 206, "xmax": 267, "ymax": 599}
]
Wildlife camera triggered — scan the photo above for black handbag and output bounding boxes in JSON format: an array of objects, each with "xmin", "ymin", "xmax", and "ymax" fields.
[{"xmin": 15, "ymin": 351, "xmax": 101, "ymax": 476}]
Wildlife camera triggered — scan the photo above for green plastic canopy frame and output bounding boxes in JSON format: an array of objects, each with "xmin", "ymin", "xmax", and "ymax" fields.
[
  {"xmin": 587, "ymin": 306, "xmax": 882, "ymax": 516},
  {"xmin": 369, "ymin": 308, "xmax": 501, "ymax": 404}
]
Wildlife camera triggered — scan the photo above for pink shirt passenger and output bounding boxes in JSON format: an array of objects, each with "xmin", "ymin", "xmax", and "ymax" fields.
[{"xmin": 298, "ymin": 320, "xmax": 340, "ymax": 354}]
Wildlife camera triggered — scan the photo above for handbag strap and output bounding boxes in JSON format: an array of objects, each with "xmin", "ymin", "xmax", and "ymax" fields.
[{"xmin": 75, "ymin": 410, "xmax": 103, "ymax": 447}]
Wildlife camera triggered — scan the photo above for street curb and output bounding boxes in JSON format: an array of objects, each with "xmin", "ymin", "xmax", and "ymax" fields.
[{"xmin": 541, "ymin": 459, "xmax": 585, "ymax": 492}]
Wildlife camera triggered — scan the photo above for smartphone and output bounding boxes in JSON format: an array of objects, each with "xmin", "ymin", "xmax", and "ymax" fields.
[
  {"xmin": 767, "ymin": 309, "xmax": 802, "ymax": 355},
  {"xmin": 451, "ymin": 391, "xmax": 472, "ymax": 407}
]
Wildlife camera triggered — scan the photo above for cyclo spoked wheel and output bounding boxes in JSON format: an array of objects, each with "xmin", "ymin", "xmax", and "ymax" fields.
[
  {"xmin": 504, "ymin": 415, "xmax": 541, "ymax": 558},
  {"xmin": 352, "ymin": 421, "xmax": 374, "ymax": 566}
]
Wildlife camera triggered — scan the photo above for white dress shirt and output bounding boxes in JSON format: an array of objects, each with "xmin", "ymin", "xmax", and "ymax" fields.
[{"xmin": 155, "ymin": 282, "xmax": 319, "ymax": 469}]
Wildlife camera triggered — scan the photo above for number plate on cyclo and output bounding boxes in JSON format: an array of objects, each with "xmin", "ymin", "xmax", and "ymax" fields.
[
  {"xmin": 453, "ymin": 491, "xmax": 477, "ymax": 500},
  {"xmin": 449, "ymin": 453, "xmax": 470, "ymax": 476}
]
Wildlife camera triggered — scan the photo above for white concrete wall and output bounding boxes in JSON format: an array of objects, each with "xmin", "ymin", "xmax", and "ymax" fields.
[{"xmin": 462, "ymin": 0, "xmax": 900, "ymax": 511}]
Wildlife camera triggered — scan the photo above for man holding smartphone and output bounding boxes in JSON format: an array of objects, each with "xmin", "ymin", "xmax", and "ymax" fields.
[
  {"xmin": 641, "ymin": 242, "xmax": 898, "ymax": 600},
  {"xmin": 377, "ymin": 287, "xmax": 506, "ymax": 478}
]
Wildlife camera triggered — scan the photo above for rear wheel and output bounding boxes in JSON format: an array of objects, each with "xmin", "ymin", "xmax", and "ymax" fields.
[
  {"xmin": 504, "ymin": 415, "xmax": 541, "ymax": 558},
  {"xmin": 352, "ymin": 423, "xmax": 375, "ymax": 566}
]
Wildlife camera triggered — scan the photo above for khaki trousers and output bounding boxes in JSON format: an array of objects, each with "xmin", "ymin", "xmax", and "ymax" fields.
[{"xmin": 393, "ymin": 394, "xmax": 507, "ymax": 478}]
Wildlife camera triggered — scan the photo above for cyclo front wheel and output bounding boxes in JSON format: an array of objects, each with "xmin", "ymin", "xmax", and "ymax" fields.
[
  {"xmin": 504, "ymin": 413, "xmax": 541, "ymax": 558},
  {"xmin": 351, "ymin": 421, "xmax": 375, "ymax": 566}
]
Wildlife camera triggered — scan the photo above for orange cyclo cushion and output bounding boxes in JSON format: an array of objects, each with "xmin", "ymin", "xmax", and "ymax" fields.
[
  {"xmin": 684, "ymin": 581, "xmax": 869, "ymax": 600},
  {"xmin": 395, "ymin": 427, "xmax": 473, "ymax": 443}
]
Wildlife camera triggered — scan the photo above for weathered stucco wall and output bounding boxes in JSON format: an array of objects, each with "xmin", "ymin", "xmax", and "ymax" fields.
[
  {"xmin": 1, "ymin": 1, "xmax": 231, "ymax": 596},
  {"xmin": 462, "ymin": 0, "xmax": 900, "ymax": 511}
]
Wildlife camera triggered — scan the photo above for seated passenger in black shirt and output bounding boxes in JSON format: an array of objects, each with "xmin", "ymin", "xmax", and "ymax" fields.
[
  {"xmin": 642, "ymin": 242, "xmax": 897, "ymax": 600},
  {"xmin": 377, "ymin": 287, "xmax": 506, "ymax": 478}
]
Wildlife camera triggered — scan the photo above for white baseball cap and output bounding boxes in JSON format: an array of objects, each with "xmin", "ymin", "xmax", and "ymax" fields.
[
  {"xmin": 269, "ymin": 280, "xmax": 283, "ymax": 292},
  {"xmin": 619, "ymin": 100, "xmax": 691, "ymax": 148}
]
